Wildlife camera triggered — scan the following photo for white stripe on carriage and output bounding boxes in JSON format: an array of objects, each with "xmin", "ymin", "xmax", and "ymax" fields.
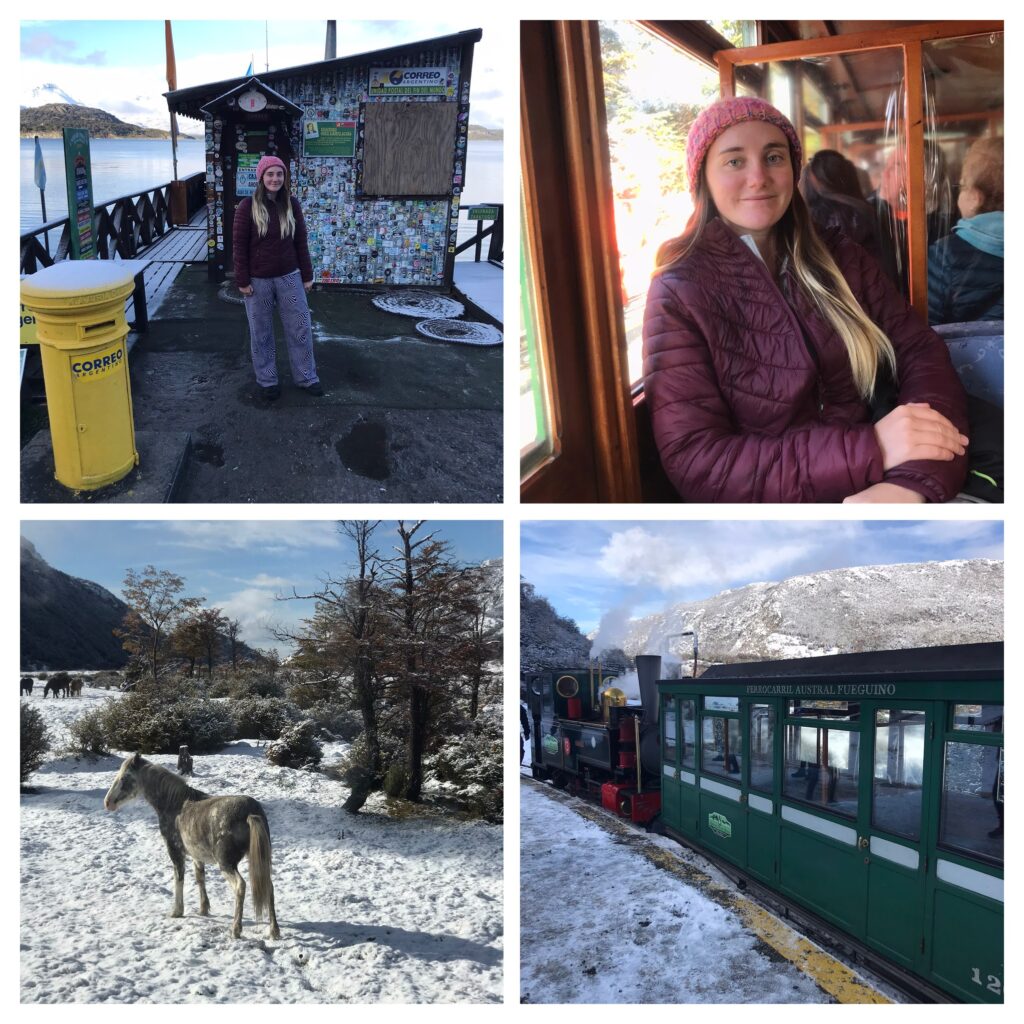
[
  {"xmin": 663, "ymin": 764, "xmax": 676, "ymax": 778},
  {"xmin": 700, "ymin": 777, "xmax": 741, "ymax": 802},
  {"xmin": 936, "ymin": 859, "xmax": 1003, "ymax": 903},
  {"xmin": 680, "ymin": 769, "xmax": 696, "ymax": 786},
  {"xmin": 749, "ymin": 793, "xmax": 774, "ymax": 815},
  {"xmin": 781, "ymin": 805, "xmax": 857, "ymax": 846},
  {"xmin": 870, "ymin": 836, "xmax": 919, "ymax": 870}
]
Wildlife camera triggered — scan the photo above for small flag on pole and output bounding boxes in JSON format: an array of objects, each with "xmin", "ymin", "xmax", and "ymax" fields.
[
  {"xmin": 246, "ymin": 60, "xmax": 254, "ymax": 76},
  {"xmin": 34, "ymin": 136, "xmax": 46, "ymax": 191}
]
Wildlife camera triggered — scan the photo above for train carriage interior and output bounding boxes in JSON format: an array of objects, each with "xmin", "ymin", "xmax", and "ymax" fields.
[{"xmin": 520, "ymin": 20, "xmax": 1004, "ymax": 502}]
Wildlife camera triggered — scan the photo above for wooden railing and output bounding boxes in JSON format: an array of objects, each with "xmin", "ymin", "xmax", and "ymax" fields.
[
  {"xmin": 20, "ymin": 172, "xmax": 206, "ymax": 274},
  {"xmin": 456, "ymin": 203, "xmax": 503, "ymax": 264}
]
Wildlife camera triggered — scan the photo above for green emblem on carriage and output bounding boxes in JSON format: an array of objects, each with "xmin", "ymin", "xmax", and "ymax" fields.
[
  {"xmin": 543, "ymin": 735, "xmax": 560, "ymax": 755},
  {"xmin": 709, "ymin": 812, "xmax": 732, "ymax": 839}
]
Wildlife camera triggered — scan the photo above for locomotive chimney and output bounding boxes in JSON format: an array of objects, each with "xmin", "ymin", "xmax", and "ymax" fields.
[{"xmin": 635, "ymin": 655, "xmax": 662, "ymax": 725}]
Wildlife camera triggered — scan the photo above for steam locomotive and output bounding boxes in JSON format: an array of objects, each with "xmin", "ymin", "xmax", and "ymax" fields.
[{"xmin": 523, "ymin": 655, "xmax": 663, "ymax": 823}]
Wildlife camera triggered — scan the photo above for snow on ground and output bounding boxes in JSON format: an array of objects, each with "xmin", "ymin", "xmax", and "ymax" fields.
[
  {"xmin": 21, "ymin": 687, "xmax": 503, "ymax": 1003},
  {"xmin": 520, "ymin": 779, "xmax": 830, "ymax": 1004}
]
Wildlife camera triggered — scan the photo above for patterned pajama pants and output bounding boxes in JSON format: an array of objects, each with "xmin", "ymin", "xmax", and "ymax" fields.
[{"xmin": 243, "ymin": 270, "xmax": 320, "ymax": 387}]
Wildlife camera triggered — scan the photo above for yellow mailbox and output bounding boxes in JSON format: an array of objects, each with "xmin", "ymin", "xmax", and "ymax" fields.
[{"xmin": 20, "ymin": 262, "xmax": 138, "ymax": 490}]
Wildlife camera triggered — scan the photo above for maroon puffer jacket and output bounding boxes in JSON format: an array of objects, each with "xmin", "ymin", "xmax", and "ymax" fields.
[
  {"xmin": 642, "ymin": 218, "xmax": 968, "ymax": 502},
  {"xmin": 232, "ymin": 196, "xmax": 313, "ymax": 288}
]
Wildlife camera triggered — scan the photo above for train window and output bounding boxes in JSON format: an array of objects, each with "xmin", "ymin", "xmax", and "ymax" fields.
[
  {"xmin": 749, "ymin": 703, "xmax": 775, "ymax": 793},
  {"xmin": 681, "ymin": 699, "xmax": 696, "ymax": 768},
  {"xmin": 783, "ymin": 725, "xmax": 860, "ymax": 819},
  {"xmin": 705, "ymin": 696, "xmax": 739, "ymax": 713},
  {"xmin": 922, "ymin": 32, "xmax": 1004, "ymax": 323},
  {"xmin": 939, "ymin": 741, "xmax": 1004, "ymax": 865},
  {"xmin": 597, "ymin": 21, "xmax": 723, "ymax": 384},
  {"xmin": 555, "ymin": 675, "xmax": 580, "ymax": 698},
  {"xmin": 787, "ymin": 700, "xmax": 859, "ymax": 722},
  {"xmin": 953, "ymin": 704, "xmax": 1004, "ymax": 734},
  {"xmin": 664, "ymin": 697, "xmax": 678, "ymax": 765},
  {"xmin": 701, "ymin": 716, "xmax": 742, "ymax": 778},
  {"xmin": 872, "ymin": 709, "xmax": 926, "ymax": 841}
]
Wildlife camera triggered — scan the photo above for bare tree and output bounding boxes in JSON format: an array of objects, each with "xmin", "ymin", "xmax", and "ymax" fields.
[
  {"xmin": 380, "ymin": 522, "xmax": 475, "ymax": 802},
  {"xmin": 287, "ymin": 521, "xmax": 387, "ymax": 812},
  {"xmin": 225, "ymin": 618, "xmax": 242, "ymax": 670}
]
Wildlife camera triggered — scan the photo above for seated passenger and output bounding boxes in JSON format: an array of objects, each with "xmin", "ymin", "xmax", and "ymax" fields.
[
  {"xmin": 642, "ymin": 97, "xmax": 969, "ymax": 503},
  {"xmin": 928, "ymin": 138, "xmax": 1003, "ymax": 325},
  {"xmin": 799, "ymin": 150, "xmax": 885, "ymax": 270}
]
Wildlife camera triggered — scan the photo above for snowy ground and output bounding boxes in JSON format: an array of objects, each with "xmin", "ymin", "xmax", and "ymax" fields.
[
  {"xmin": 21, "ymin": 686, "xmax": 503, "ymax": 1003},
  {"xmin": 520, "ymin": 778, "xmax": 831, "ymax": 1004}
]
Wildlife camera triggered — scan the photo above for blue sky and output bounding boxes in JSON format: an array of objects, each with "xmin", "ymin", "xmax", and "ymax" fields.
[
  {"xmin": 521, "ymin": 519, "xmax": 1004, "ymax": 634},
  {"xmin": 22, "ymin": 519, "xmax": 502, "ymax": 655},
  {"xmin": 20, "ymin": 19, "xmax": 506, "ymax": 127}
]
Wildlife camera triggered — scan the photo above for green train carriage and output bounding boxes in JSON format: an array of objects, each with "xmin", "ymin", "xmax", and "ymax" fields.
[{"xmin": 657, "ymin": 642, "xmax": 1003, "ymax": 1003}]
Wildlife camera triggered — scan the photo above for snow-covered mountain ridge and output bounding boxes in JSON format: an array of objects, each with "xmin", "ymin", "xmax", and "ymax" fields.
[{"xmin": 600, "ymin": 559, "xmax": 1002, "ymax": 669}]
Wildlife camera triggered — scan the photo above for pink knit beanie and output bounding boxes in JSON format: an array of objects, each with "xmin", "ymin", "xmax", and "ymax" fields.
[
  {"xmin": 255, "ymin": 155, "xmax": 287, "ymax": 184},
  {"xmin": 686, "ymin": 97, "xmax": 802, "ymax": 197}
]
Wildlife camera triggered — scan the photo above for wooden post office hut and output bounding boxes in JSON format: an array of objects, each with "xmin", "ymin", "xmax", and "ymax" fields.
[{"xmin": 164, "ymin": 28, "xmax": 482, "ymax": 289}]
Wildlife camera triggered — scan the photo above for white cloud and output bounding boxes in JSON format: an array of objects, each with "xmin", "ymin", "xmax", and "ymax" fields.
[
  {"xmin": 158, "ymin": 520, "xmax": 343, "ymax": 553},
  {"xmin": 597, "ymin": 523, "xmax": 855, "ymax": 592}
]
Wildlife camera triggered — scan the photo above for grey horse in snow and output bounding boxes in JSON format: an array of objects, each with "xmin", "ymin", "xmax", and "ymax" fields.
[{"xmin": 103, "ymin": 752, "xmax": 280, "ymax": 939}]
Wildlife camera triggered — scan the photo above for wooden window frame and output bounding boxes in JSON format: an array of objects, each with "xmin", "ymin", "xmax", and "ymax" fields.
[{"xmin": 520, "ymin": 20, "xmax": 641, "ymax": 503}]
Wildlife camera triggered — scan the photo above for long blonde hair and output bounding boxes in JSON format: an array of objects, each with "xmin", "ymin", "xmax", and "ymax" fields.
[
  {"xmin": 655, "ymin": 174, "xmax": 896, "ymax": 400},
  {"xmin": 251, "ymin": 178, "xmax": 295, "ymax": 239}
]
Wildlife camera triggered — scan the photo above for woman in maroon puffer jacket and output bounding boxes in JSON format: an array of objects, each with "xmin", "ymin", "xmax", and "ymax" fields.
[
  {"xmin": 234, "ymin": 155, "xmax": 322, "ymax": 400},
  {"xmin": 642, "ymin": 98, "xmax": 968, "ymax": 503}
]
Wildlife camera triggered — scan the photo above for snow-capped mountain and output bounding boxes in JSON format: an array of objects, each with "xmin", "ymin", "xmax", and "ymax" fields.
[
  {"xmin": 595, "ymin": 558, "xmax": 1003, "ymax": 671},
  {"xmin": 21, "ymin": 83, "xmax": 82, "ymax": 108}
]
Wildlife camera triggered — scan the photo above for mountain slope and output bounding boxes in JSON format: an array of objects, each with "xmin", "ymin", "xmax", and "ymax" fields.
[
  {"xmin": 614, "ymin": 559, "xmax": 1003, "ymax": 670},
  {"xmin": 20, "ymin": 537, "xmax": 131, "ymax": 671}
]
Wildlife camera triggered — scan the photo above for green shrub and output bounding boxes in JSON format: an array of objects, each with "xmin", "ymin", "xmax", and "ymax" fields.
[
  {"xmin": 21, "ymin": 703, "xmax": 50, "ymax": 783},
  {"xmin": 230, "ymin": 696, "xmax": 297, "ymax": 740},
  {"xmin": 427, "ymin": 704, "xmax": 503, "ymax": 821},
  {"xmin": 229, "ymin": 672, "xmax": 286, "ymax": 700},
  {"xmin": 304, "ymin": 700, "xmax": 361, "ymax": 739},
  {"xmin": 70, "ymin": 682, "xmax": 235, "ymax": 754},
  {"xmin": 266, "ymin": 720, "xmax": 323, "ymax": 769},
  {"xmin": 67, "ymin": 709, "xmax": 109, "ymax": 757}
]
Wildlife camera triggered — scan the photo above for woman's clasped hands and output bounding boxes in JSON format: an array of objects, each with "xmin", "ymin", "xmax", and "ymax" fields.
[{"xmin": 843, "ymin": 403, "xmax": 968, "ymax": 503}]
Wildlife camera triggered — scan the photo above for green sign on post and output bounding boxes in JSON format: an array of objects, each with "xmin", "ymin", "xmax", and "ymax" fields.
[
  {"xmin": 303, "ymin": 121, "xmax": 356, "ymax": 158},
  {"xmin": 63, "ymin": 128, "xmax": 96, "ymax": 260},
  {"xmin": 468, "ymin": 206, "xmax": 499, "ymax": 221}
]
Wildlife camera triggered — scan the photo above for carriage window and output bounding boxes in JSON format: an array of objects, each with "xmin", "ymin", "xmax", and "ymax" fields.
[
  {"xmin": 953, "ymin": 704, "xmax": 1003, "ymax": 734},
  {"xmin": 922, "ymin": 32, "xmax": 1003, "ymax": 324},
  {"xmin": 939, "ymin": 741, "xmax": 1003, "ymax": 865},
  {"xmin": 705, "ymin": 696, "xmax": 739, "ymax": 713},
  {"xmin": 663, "ymin": 697, "xmax": 678, "ymax": 765},
  {"xmin": 872, "ymin": 709, "xmax": 925, "ymax": 840},
  {"xmin": 680, "ymin": 699, "xmax": 696, "ymax": 769},
  {"xmin": 784, "ymin": 725, "xmax": 860, "ymax": 819},
  {"xmin": 598, "ymin": 20, "xmax": 722, "ymax": 384},
  {"xmin": 787, "ymin": 700, "xmax": 859, "ymax": 722},
  {"xmin": 749, "ymin": 703, "xmax": 775, "ymax": 793},
  {"xmin": 701, "ymin": 716, "xmax": 742, "ymax": 779}
]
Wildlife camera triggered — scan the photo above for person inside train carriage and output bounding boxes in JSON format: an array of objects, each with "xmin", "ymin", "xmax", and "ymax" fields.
[
  {"xmin": 868, "ymin": 141, "xmax": 955, "ymax": 296},
  {"xmin": 233, "ymin": 155, "xmax": 323, "ymax": 400},
  {"xmin": 927, "ymin": 137, "xmax": 1004, "ymax": 326},
  {"xmin": 642, "ymin": 96, "xmax": 969, "ymax": 504},
  {"xmin": 799, "ymin": 150, "xmax": 885, "ymax": 272}
]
